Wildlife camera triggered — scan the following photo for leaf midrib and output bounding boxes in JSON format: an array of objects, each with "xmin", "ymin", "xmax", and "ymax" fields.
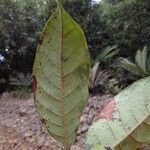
[{"xmin": 58, "ymin": 5, "xmax": 69, "ymax": 148}]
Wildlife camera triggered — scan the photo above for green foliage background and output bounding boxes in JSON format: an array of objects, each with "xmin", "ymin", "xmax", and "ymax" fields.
[
  {"xmin": 0, "ymin": 0, "xmax": 150, "ymax": 91},
  {"xmin": 100, "ymin": 0, "xmax": 150, "ymax": 57}
]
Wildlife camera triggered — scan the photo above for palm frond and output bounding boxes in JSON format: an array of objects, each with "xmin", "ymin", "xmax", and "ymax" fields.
[
  {"xmin": 120, "ymin": 58, "xmax": 143, "ymax": 76},
  {"xmin": 95, "ymin": 45, "xmax": 119, "ymax": 63},
  {"xmin": 135, "ymin": 46, "xmax": 148, "ymax": 74},
  {"xmin": 9, "ymin": 72, "xmax": 32, "ymax": 86}
]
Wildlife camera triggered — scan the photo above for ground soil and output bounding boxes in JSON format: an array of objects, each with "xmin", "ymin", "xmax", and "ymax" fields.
[
  {"xmin": 0, "ymin": 92, "xmax": 113, "ymax": 150},
  {"xmin": 0, "ymin": 92, "xmax": 149, "ymax": 150}
]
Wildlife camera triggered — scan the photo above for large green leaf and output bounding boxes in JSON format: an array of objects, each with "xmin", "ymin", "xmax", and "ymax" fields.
[
  {"xmin": 33, "ymin": 2, "xmax": 90, "ymax": 150},
  {"xmin": 86, "ymin": 77, "xmax": 150, "ymax": 150}
]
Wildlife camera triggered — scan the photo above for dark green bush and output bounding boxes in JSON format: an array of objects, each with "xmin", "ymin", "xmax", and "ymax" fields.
[
  {"xmin": 0, "ymin": 0, "xmax": 149, "ymax": 91},
  {"xmin": 100, "ymin": 0, "xmax": 150, "ymax": 58}
]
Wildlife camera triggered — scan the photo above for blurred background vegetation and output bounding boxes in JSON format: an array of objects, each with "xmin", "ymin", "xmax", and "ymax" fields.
[{"xmin": 0, "ymin": 0, "xmax": 150, "ymax": 95}]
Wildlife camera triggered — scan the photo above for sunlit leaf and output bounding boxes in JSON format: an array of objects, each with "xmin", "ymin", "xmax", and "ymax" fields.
[{"xmin": 86, "ymin": 77, "xmax": 150, "ymax": 150}]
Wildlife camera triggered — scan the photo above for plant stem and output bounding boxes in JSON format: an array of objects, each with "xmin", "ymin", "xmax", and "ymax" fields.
[{"xmin": 55, "ymin": 0, "xmax": 61, "ymax": 5}]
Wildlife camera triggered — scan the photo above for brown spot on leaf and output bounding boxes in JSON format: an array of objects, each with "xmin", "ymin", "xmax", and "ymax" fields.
[
  {"xmin": 99, "ymin": 99, "xmax": 116, "ymax": 120},
  {"xmin": 32, "ymin": 75, "xmax": 37, "ymax": 93},
  {"xmin": 41, "ymin": 118, "xmax": 46, "ymax": 124},
  {"xmin": 39, "ymin": 35, "xmax": 44, "ymax": 45}
]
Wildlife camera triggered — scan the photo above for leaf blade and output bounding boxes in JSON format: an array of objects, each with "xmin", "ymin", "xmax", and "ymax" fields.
[
  {"xmin": 86, "ymin": 77, "xmax": 150, "ymax": 150},
  {"xmin": 33, "ymin": 4, "xmax": 90, "ymax": 149}
]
